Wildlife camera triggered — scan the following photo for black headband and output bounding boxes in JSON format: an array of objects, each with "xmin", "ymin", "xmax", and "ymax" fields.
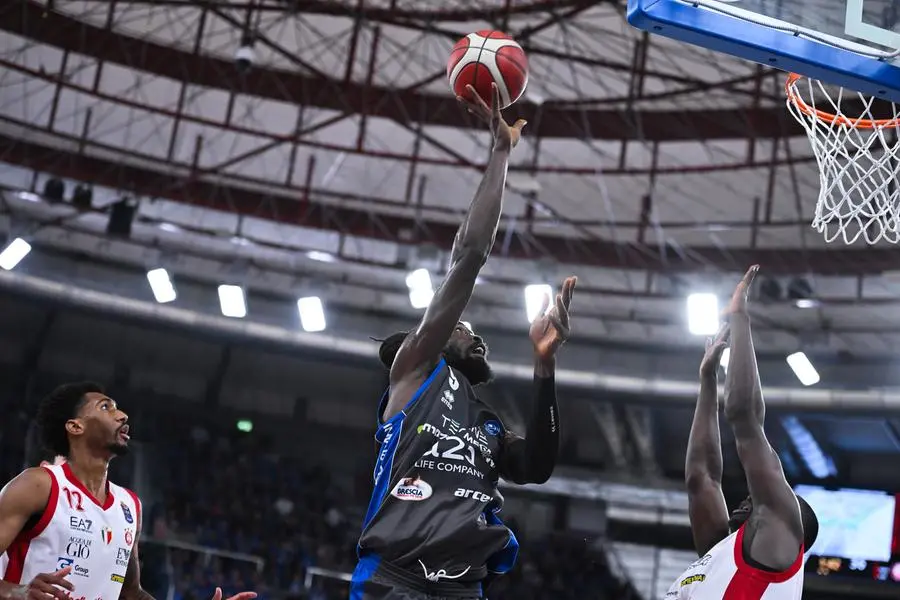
[{"xmin": 375, "ymin": 331, "xmax": 410, "ymax": 369}]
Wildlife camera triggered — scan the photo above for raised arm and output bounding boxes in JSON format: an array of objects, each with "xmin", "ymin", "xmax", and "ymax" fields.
[
  {"xmin": 685, "ymin": 325, "xmax": 730, "ymax": 556},
  {"xmin": 723, "ymin": 265, "xmax": 804, "ymax": 571},
  {"xmin": 500, "ymin": 277, "xmax": 576, "ymax": 484},
  {"xmin": 385, "ymin": 84, "xmax": 526, "ymax": 420},
  {"xmin": 0, "ymin": 468, "xmax": 74, "ymax": 600}
]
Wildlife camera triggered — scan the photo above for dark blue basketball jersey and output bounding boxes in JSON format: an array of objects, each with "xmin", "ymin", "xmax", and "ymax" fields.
[{"xmin": 354, "ymin": 358, "xmax": 519, "ymax": 585}]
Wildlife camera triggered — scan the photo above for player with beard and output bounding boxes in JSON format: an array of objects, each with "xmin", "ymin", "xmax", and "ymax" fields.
[
  {"xmin": 351, "ymin": 84, "xmax": 575, "ymax": 600},
  {"xmin": 0, "ymin": 382, "xmax": 255, "ymax": 600},
  {"xmin": 670, "ymin": 267, "xmax": 818, "ymax": 599}
]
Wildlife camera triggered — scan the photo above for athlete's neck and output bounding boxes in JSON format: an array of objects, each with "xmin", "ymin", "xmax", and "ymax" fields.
[{"xmin": 66, "ymin": 450, "xmax": 111, "ymax": 501}]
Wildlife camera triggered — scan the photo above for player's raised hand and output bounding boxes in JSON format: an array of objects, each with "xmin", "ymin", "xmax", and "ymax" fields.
[
  {"xmin": 699, "ymin": 322, "xmax": 730, "ymax": 378},
  {"xmin": 210, "ymin": 587, "xmax": 257, "ymax": 600},
  {"xmin": 724, "ymin": 265, "xmax": 759, "ymax": 317},
  {"xmin": 21, "ymin": 566, "xmax": 74, "ymax": 600},
  {"xmin": 529, "ymin": 276, "xmax": 577, "ymax": 361},
  {"xmin": 457, "ymin": 83, "xmax": 526, "ymax": 151}
]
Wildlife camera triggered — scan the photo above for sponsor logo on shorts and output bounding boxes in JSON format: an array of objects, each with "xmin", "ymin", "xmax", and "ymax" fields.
[
  {"xmin": 390, "ymin": 477, "xmax": 432, "ymax": 501},
  {"xmin": 680, "ymin": 574, "xmax": 705, "ymax": 586},
  {"xmin": 111, "ymin": 574, "xmax": 125, "ymax": 584},
  {"xmin": 56, "ymin": 557, "xmax": 74, "ymax": 571},
  {"xmin": 483, "ymin": 420, "xmax": 502, "ymax": 436}
]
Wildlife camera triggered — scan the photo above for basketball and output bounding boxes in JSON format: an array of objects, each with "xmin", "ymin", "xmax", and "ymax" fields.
[{"xmin": 447, "ymin": 30, "xmax": 529, "ymax": 110}]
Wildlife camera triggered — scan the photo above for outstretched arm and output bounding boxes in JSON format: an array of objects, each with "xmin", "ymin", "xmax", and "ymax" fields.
[
  {"xmin": 723, "ymin": 266, "xmax": 803, "ymax": 571},
  {"xmin": 685, "ymin": 325, "xmax": 730, "ymax": 556},
  {"xmin": 501, "ymin": 277, "xmax": 576, "ymax": 484},
  {"xmin": 384, "ymin": 84, "xmax": 526, "ymax": 421}
]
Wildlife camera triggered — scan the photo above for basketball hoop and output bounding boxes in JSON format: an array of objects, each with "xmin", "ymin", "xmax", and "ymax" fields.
[{"xmin": 785, "ymin": 73, "xmax": 900, "ymax": 245}]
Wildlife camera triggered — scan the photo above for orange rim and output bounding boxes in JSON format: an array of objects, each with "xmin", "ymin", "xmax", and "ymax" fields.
[{"xmin": 785, "ymin": 72, "xmax": 900, "ymax": 129}]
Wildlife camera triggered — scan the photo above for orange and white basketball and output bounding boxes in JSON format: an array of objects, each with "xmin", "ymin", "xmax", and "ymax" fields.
[{"xmin": 446, "ymin": 30, "xmax": 529, "ymax": 109}]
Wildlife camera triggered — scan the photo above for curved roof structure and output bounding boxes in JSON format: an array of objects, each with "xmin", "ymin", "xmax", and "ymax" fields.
[{"xmin": 3, "ymin": 0, "xmax": 900, "ymax": 356}]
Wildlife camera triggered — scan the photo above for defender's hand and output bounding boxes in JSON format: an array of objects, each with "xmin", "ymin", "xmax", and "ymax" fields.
[
  {"xmin": 529, "ymin": 276, "xmax": 577, "ymax": 362},
  {"xmin": 211, "ymin": 588, "xmax": 257, "ymax": 600},
  {"xmin": 458, "ymin": 83, "xmax": 527, "ymax": 151},
  {"xmin": 700, "ymin": 323, "xmax": 730, "ymax": 378},
  {"xmin": 725, "ymin": 265, "xmax": 759, "ymax": 317},
  {"xmin": 22, "ymin": 567, "xmax": 74, "ymax": 600}
]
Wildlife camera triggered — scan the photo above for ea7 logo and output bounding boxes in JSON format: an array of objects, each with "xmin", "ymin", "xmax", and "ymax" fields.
[
  {"xmin": 69, "ymin": 517, "xmax": 92, "ymax": 533},
  {"xmin": 454, "ymin": 488, "xmax": 491, "ymax": 502}
]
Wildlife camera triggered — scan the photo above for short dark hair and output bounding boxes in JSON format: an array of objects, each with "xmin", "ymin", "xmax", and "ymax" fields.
[
  {"xmin": 377, "ymin": 331, "xmax": 409, "ymax": 369},
  {"xmin": 798, "ymin": 495, "xmax": 819, "ymax": 551},
  {"xmin": 35, "ymin": 382, "xmax": 105, "ymax": 457}
]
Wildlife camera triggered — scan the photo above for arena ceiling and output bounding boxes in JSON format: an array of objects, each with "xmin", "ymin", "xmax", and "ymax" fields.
[{"xmin": 3, "ymin": 0, "xmax": 900, "ymax": 357}]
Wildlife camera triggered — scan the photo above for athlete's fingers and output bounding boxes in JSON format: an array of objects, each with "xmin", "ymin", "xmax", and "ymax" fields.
[
  {"xmin": 548, "ymin": 313, "xmax": 568, "ymax": 338},
  {"xmin": 490, "ymin": 82, "xmax": 500, "ymax": 116},
  {"xmin": 225, "ymin": 592, "xmax": 258, "ymax": 600},
  {"xmin": 555, "ymin": 293, "xmax": 569, "ymax": 328},
  {"xmin": 537, "ymin": 289, "xmax": 551, "ymax": 318},
  {"xmin": 563, "ymin": 276, "xmax": 577, "ymax": 308},
  {"xmin": 36, "ymin": 571, "xmax": 73, "ymax": 592},
  {"xmin": 30, "ymin": 580, "xmax": 70, "ymax": 600},
  {"xmin": 465, "ymin": 85, "xmax": 491, "ymax": 115},
  {"xmin": 211, "ymin": 587, "xmax": 223, "ymax": 600}
]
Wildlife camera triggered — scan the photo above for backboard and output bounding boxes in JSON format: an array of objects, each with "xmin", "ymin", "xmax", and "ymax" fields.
[{"xmin": 627, "ymin": 1, "xmax": 900, "ymax": 102}]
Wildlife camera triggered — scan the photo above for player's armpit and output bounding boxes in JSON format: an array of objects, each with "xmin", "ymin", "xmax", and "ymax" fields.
[
  {"xmin": 0, "ymin": 468, "xmax": 52, "ymax": 554},
  {"xmin": 498, "ymin": 374, "xmax": 560, "ymax": 484},
  {"xmin": 686, "ymin": 476, "xmax": 730, "ymax": 556}
]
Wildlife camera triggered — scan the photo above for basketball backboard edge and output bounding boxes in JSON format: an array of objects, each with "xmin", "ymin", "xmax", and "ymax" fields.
[{"xmin": 626, "ymin": 0, "xmax": 900, "ymax": 103}]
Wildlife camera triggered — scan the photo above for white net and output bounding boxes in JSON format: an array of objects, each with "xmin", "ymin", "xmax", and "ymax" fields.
[{"xmin": 786, "ymin": 74, "xmax": 900, "ymax": 244}]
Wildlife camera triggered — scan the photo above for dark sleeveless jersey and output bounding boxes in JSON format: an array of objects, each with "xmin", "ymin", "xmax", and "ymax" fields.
[{"xmin": 356, "ymin": 358, "xmax": 519, "ymax": 584}]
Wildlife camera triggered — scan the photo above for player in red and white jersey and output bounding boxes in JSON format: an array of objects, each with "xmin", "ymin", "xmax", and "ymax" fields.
[
  {"xmin": 0, "ymin": 382, "xmax": 257, "ymax": 600},
  {"xmin": 0, "ymin": 446, "xmax": 65, "ymax": 579},
  {"xmin": 670, "ymin": 267, "xmax": 819, "ymax": 600}
]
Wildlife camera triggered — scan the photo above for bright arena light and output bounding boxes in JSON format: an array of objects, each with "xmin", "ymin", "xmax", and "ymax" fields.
[
  {"xmin": 686, "ymin": 293, "xmax": 719, "ymax": 335},
  {"xmin": 146, "ymin": 268, "xmax": 177, "ymax": 304},
  {"xmin": 786, "ymin": 351, "xmax": 820, "ymax": 386},
  {"xmin": 297, "ymin": 296, "xmax": 327, "ymax": 332},
  {"xmin": 406, "ymin": 268, "xmax": 434, "ymax": 309},
  {"xmin": 0, "ymin": 238, "xmax": 32, "ymax": 271},
  {"xmin": 524, "ymin": 284, "xmax": 552, "ymax": 323},
  {"xmin": 218, "ymin": 285, "xmax": 247, "ymax": 318}
]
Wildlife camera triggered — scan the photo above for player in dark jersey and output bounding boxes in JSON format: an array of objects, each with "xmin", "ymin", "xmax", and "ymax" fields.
[
  {"xmin": 685, "ymin": 266, "xmax": 818, "ymax": 567},
  {"xmin": 351, "ymin": 84, "xmax": 575, "ymax": 600}
]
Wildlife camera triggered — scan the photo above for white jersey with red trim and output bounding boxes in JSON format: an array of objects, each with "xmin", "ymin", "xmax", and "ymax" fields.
[
  {"xmin": 1, "ymin": 464, "xmax": 142, "ymax": 600},
  {"xmin": 664, "ymin": 525, "xmax": 804, "ymax": 600}
]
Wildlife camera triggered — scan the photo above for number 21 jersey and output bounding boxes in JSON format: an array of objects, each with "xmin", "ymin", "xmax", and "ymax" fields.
[{"xmin": 356, "ymin": 358, "xmax": 519, "ymax": 583}]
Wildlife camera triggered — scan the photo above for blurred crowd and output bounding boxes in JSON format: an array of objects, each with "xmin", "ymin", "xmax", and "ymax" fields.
[{"xmin": 0, "ymin": 396, "xmax": 636, "ymax": 600}]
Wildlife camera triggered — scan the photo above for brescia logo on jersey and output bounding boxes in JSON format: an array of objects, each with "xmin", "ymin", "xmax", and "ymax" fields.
[{"xmin": 390, "ymin": 477, "xmax": 433, "ymax": 501}]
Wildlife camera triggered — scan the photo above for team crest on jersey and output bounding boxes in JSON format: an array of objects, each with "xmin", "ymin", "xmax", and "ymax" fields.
[
  {"xmin": 100, "ymin": 527, "xmax": 112, "ymax": 545},
  {"xmin": 120, "ymin": 502, "xmax": 134, "ymax": 524},
  {"xmin": 124, "ymin": 528, "xmax": 134, "ymax": 546},
  {"xmin": 390, "ymin": 477, "xmax": 432, "ymax": 501},
  {"xmin": 484, "ymin": 420, "xmax": 502, "ymax": 436}
]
